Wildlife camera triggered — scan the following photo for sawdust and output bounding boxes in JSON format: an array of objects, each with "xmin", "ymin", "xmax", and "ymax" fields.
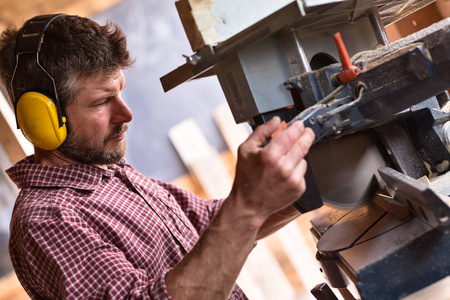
[{"xmin": 353, "ymin": 17, "xmax": 450, "ymax": 70}]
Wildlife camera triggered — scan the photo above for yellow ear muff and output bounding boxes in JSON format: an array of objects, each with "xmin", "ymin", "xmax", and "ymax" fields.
[{"xmin": 16, "ymin": 91, "xmax": 67, "ymax": 150}]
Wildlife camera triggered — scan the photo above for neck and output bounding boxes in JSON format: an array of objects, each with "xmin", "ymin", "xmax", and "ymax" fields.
[{"xmin": 33, "ymin": 147, "xmax": 107, "ymax": 169}]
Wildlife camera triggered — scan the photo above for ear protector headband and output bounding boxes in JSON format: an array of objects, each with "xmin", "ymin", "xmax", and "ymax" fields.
[{"xmin": 11, "ymin": 14, "xmax": 67, "ymax": 150}]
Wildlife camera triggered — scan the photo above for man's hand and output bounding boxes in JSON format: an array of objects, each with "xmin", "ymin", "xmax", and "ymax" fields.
[
  {"xmin": 166, "ymin": 116, "xmax": 315, "ymax": 300},
  {"xmin": 229, "ymin": 116, "xmax": 315, "ymax": 225}
]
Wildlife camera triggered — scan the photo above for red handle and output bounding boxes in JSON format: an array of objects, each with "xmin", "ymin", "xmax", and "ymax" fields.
[{"xmin": 334, "ymin": 32, "xmax": 359, "ymax": 83}]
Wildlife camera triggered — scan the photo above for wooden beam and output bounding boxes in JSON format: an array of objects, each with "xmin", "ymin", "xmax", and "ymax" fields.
[
  {"xmin": 436, "ymin": 0, "xmax": 450, "ymax": 18},
  {"xmin": 241, "ymin": 239, "xmax": 298, "ymax": 300},
  {"xmin": 213, "ymin": 102, "xmax": 250, "ymax": 160},
  {"xmin": 0, "ymin": 0, "xmax": 124, "ymax": 30},
  {"xmin": 389, "ymin": 2, "xmax": 443, "ymax": 39},
  {"xmin": 57, "ymin": 0, "xmax": 124, "ymax": 19},
  {"xmin": 175, "ymin": 0, "xmax": 220, "ymax": 52},
  {"xmin": 174, "ymin": 0, "xmax": 292, "ymax": 51},
  {"xmin": 168, "ymin": 118, "xmax": 232, "ymax": 199},
  {"xmin": 0, "ymin": 92, "xmax": 33, "ymax": 164}
]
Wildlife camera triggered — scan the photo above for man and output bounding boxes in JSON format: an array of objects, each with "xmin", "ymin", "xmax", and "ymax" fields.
[{"xmin": 0, "ymin": 15, "xmax": 315, "ymax": 299}]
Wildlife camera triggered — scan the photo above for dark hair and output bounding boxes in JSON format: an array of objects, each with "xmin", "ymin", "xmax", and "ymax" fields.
[{"xmin": 0, "ymin": 15, "xmax": 134, "ymax": 110}]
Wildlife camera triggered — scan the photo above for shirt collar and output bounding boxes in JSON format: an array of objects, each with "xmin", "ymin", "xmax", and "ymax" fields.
[{"xmin": 6, "ymin": 155, "xmax": 120, "ymax": 190}]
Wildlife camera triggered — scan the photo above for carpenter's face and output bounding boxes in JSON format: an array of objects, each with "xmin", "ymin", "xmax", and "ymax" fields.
[{"xmin": 58, "ymin": 70, "xmax": 133, "ymax": 165}]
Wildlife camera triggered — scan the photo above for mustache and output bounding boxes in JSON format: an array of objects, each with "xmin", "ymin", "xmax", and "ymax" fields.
[{"xmin": 105, "ymin": 124, "xmax": 129, "ymax": 142}]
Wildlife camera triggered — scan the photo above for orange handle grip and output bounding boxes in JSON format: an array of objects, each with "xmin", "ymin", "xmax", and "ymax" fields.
[
  {"xmin": 270, "ymin": 121, "xmax": 287, "ymax": 139},
  {"xmin": 334, "ymin": 32, "xmax": 359, "ymax": 83}
]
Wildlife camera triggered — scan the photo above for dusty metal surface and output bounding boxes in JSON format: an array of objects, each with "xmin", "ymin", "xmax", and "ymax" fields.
[{"xmin": 161, "ymin": 0, "xmax": 435, "ymax": 92}]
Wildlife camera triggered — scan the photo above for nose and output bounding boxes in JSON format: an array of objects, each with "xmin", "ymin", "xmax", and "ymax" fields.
[{"xmin": 111, "ymin": 95, "xmax": 133, "ymax": 124}]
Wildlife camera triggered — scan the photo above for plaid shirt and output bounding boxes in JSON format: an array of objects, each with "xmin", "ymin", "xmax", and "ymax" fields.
[{"xmin": 6, "ymin": 156, "xmax": 247, "ymax": 299}]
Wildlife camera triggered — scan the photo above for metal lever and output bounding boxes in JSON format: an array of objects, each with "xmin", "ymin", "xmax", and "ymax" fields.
[{"xmin": 334, "ymin": 32, "xmax": 360, "ymax": 83}]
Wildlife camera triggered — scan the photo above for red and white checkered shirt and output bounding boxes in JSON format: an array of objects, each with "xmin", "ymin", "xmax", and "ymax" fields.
[{"xmin": 6, "ymin": 156, "xmax": 247, "ymax": 299}]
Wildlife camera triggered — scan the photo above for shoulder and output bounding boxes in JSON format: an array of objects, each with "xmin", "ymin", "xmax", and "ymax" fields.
[{"xmin": 11, "ymin": 187, "xmax": 78, "ymax": 228}]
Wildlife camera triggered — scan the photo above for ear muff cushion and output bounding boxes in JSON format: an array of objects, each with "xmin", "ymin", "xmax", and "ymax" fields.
[{"xmin": 16, "ymin": 91, "xmax": 67, "ymax": 150}]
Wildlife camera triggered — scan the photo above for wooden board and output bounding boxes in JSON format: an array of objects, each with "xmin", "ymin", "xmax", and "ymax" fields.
[
  {"xmin": 168, "ymin": 118, "xmax": 232, "ymax": 199},
  {"xmin": 175, "ymin": 0, "xmax": 293, "ymax": 51},
  {"xmin": 212, "ymin": 102, "xmax": 250, "ymax": 159},
  {"xmin": 0, "ymin": 92, "xmax": 33, "ymax": 163},
  {"xmin": 175, "ymin": 0, "xmax": 221, "ymax": 52},
  {"xmin": 0, "ymin": 0, "xmax": 124, "ymax": 31}
]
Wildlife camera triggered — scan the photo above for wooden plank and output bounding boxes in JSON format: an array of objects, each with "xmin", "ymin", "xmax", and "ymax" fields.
[
  {"xmin": 373, "ymin": 193, "xmax": 410, "ymax": 220},
  {"xmin": 235, "ymin": 266, "xmax": 266, "ymax": 300},
  {"xmin": 276, "ymin": 221, "xmax": 326, "ymax": 294},
  {"xmin": 213, "ymin": 102, "xmax": 250, "ymax": 159},
  {"xmin": 0, "ymin": 0, "xmax": 124, "ymax": 29},
  {"xmin": 175, "ymin": 0, "xmax": 220, "ymax": 52},
  {"xmin": 243, "ymin": 240, "xmax": 298, "ymax": 300},
  {"xmin": 385, "ymin": 23, "xmax": 403, "ymax": 42},
  {"xmin": 387, "ymin": 1, "xmax": 449, "ymax": 43},
  {"xmin": 170, "ymin": 173, "xmax": 207, "ymax": 199},
  {"xmin": 175, "ymin": 0, "xmax": 293, "ymax": 51},
  {"xmin": 0, "ymin": 92, "xmax": 33, "ymax": 164},
  {"xmin": 170, "ymin": 151, "xmax": 236, "ymax": 201},
  {"xmin": 436, "ymin": 0, "xmax": 450, "ymax": 18},
  {"xmin": 265, "ymin": 234, "xmax": 305, "ymax": 291},
  {"xmin": 58, "ymin": 0, "xmax": 124, "ymax": 19},
  {"xmin": 390, "ymin": 2, "xmax": 443, "ymax": 38},
  {"xmin": 169, "ymin": 118, "xmax": 232, "ymax": 199}
]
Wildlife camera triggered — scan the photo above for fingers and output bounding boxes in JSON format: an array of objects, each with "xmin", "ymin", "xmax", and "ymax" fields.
[
  {"xmin": 232, "ymin": 117, "xmax": 314, "ymax": 217},
  {"xmin": 245, "ymin": 116, "xmax": 282, "ymax": 148},
  {"xmin": 266, "ymin": 120, "xmax": 315, "ymax": 158},
  {"xmin": 241, "ymin": 117, "xmax": 315, "ymax": 162},
  {"xmin": 292, "ymin": 158, "xmax": 308, "ymax": 191},
  {"xmin": 285, "ymin": 125, "xmax": 315, "ymax": 165},
  {"xmin": 265, "ymin": 121, "xmax": 313, "ymax": 193}
]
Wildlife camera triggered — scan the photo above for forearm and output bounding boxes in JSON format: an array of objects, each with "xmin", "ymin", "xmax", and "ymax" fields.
[
  {"xmin": 257, "ymin": 205, "xmax": 301, "ymax": 240},
  {"xmin": 165, "ymin": 203, "xmax": 301, "ymax": 299},
  {"xmin": 166, "ymin": 119, "xmax": 314, "ymax": 299},
  {"xmin": 166, "ymin": 195, "xmax": 265, "ymax": 300}
]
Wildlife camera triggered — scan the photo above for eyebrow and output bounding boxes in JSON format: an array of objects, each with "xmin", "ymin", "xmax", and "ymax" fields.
[{"xmin": 89, "ymin": 78, "xmax": 127, "ymax": 104}]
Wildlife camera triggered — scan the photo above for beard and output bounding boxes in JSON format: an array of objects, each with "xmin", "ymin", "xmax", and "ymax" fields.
[{"xmin": 58, "ymin": 124, "xmax": 128, "ymax": 165}]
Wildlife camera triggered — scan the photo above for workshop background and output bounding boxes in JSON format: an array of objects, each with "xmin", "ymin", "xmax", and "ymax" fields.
[{"xmin": 0, "ymin": 1, "xmax": 449, "ymax": 299}]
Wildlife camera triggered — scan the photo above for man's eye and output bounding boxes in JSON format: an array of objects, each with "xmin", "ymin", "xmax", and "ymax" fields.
[{"xmin": 95, "ymin": 99, "xmax": 109, "ymax": 106}]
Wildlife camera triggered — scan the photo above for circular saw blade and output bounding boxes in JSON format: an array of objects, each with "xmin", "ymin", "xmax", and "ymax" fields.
[{"xmin": 308, "ymin": 132, "xmax": 386, "ymax": 209}]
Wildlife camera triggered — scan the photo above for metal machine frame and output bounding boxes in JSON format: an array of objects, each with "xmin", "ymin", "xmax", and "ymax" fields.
[{"xmin": 162, "ymin": 1, "xmax": 450, "ymax": 298}]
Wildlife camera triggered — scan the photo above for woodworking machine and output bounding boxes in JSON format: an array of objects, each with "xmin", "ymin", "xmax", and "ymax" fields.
[{"xmin": 161, "ymin": 0, "xmax": 450, "ymax": 299}]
